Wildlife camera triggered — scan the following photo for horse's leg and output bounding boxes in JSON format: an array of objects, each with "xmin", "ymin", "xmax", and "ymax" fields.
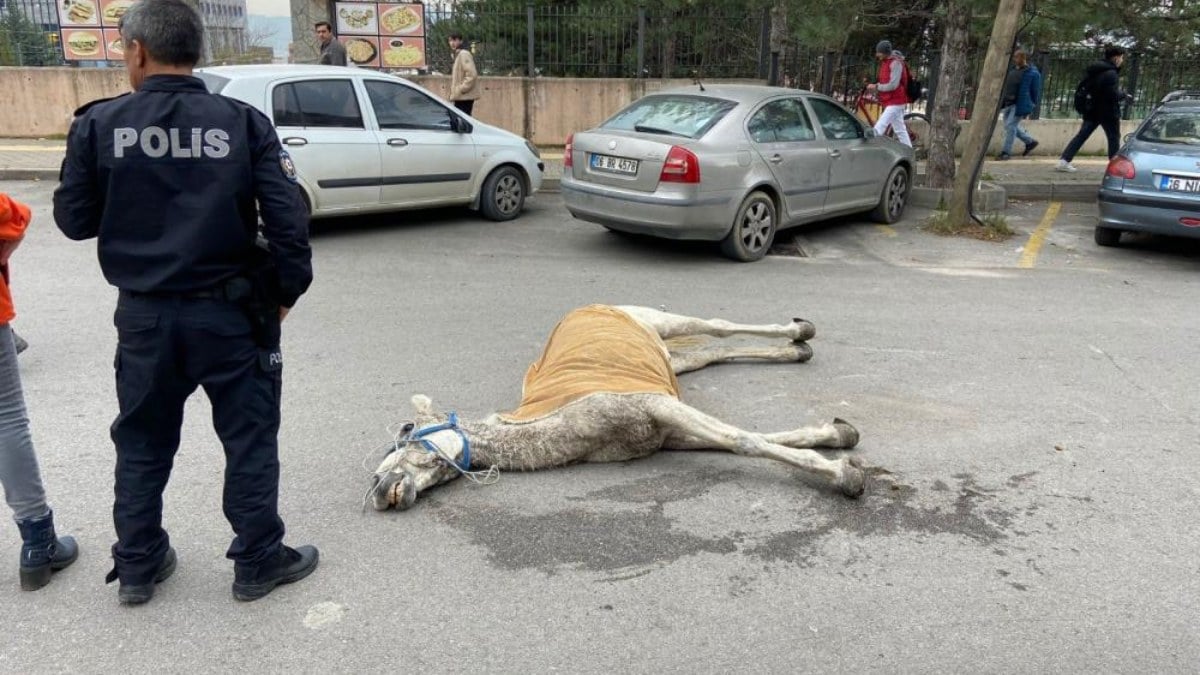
[
  {"xmin": 664, "ymin": 418, "xmax": 859, "ymax": 450},
  {"xmin": 616, "ymin": 305, "xmax": 815, "ymax": 342},
  {"xmin": 647, "ymin": 397, "xmax": 865, "ymax": 497},
  {"xmin": 669, "ymin": 342, "xmax": 813, "ymax": 374}
]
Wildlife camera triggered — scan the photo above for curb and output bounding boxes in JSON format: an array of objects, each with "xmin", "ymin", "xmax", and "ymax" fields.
[
  {"xmin": 1001, "ymin": 182, "xmax": 1098, "ymax": 202},
  {"xmin": 541, "ymin": 178, "xmax": 561, "ymax": 193},
  {"xmin": 0, "ymin": 169, "xmax": 58, "ymax": 181},
  {"xmin": 909, "ymin": 182, "xmax": 1008, "ymax": 211}
]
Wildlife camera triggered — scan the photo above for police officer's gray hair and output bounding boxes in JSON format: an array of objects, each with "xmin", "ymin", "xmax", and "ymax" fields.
[{"xmin": 118, "ymin": 0, "xmax": 204, "ymax": 67}]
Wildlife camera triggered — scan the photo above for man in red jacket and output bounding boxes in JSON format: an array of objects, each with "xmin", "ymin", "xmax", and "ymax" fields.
[{"xmin": 866, "ymin": 40, "xmax": 912, "ymax": 147}]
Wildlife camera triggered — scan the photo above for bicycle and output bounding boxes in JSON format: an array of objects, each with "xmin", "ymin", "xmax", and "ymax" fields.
[{"xmin": 851, "ymin": 89, "xmax": 931, "ymax": 160}]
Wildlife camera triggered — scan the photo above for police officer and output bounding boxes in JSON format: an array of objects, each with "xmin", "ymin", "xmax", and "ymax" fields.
[{"xmin": 53, "ymin": 0, "xmax": 317, "ymax": 605}]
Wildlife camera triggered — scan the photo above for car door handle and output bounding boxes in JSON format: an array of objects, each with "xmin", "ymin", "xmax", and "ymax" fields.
[
  {"xmin": 768, "ymin": 154, "xmax": 783, "ymax": 164},
  {"xmin": 281, "ymin": 137, "xmax": 308, "ymax": 147},
  {"xmin": 829, "ymin": 149, "xmax": 842, "ymax": 158},
  {"xmin": 387, "ymin": 138, "xmax": 409, "ymax": 147}
]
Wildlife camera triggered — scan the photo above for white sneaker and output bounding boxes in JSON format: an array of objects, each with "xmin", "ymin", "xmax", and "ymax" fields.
[{"xmin": 1055, "ymin": 160, "xmax": 1077, "ymax": 173}]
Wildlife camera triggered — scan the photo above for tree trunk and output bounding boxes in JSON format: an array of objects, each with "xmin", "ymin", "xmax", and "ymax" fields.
[
  {"xmin": 947, "ymin": 0, "xmax": 1026, "ymax": 226},
  {"xmin": 926, "ymin": 0, "xmax": 971, "ymax": 189}
]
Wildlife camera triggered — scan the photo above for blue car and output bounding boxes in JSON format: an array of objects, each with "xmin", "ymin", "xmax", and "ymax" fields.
[{"xmin": 1096, "ymin": 91, "xmax": 1200, "ymax": 247}]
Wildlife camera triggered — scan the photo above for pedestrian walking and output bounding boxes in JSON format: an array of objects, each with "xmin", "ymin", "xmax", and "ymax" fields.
[
  {"xmin": 998, "ymin": 49, "xmax": 1041, "ymax": 160},
  {"xmin": 1058, "ymin": 45, "xmax": 1128, "ymax": 172},
  {"xmin": 315, "ymin": 21, "xmax": 346, "ymax": 66},
  {"xmin": 448, "ymin": 33, "xmax": 480, "ymax": 115},
  {"xmin": 866, "ymin": 41, "xmax": 912, "ymax": 147},
  {"xmin": 0, "ymin": 192, "xmax": 79, "ymax": 591},
  {"xmin": 53, "ymin": 0, "xmax": 317, "ymax": 606}
]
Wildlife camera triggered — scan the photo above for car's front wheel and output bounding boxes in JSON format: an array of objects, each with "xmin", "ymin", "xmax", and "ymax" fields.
[
  {"xmin": 870, "ymin": 165, "xmax": 909, "ymax": 224},
  {"xmin": 1094, "ymin": 225, "xmax": 1122, "ymax": 247},
  {"xmin": 720, "ymin": 191, "xmax": 777, "ymax": 262},
  {"xmin": 480, "ymin": 166, "xmax": 526, "ymax": 221}
]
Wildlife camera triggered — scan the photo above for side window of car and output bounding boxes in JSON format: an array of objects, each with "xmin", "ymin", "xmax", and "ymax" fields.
[
  {"xmin": 364, "ymin": 81, "xmax": 453, "ymax": 131},
  {"xmin": 273, "ymin": 80, "xmax": 364, "ymax": 129},
  {"xmin": 748, "ymin": 99, "xmax": 816, "ymax": 143},
  {"xmin": 808, "ymin": 98, "xmax": 864, "ymax": 141}
]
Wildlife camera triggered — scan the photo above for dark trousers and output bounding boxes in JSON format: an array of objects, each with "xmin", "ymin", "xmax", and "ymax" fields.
[
  {"xmin": 454, "ymin": 100, "xmax": 475, "ymax": 116},
  {"xmin": 110, "ymin": 292, "xmax": 285, "ymax": 584},
  {"xmin": 1062, "ymin": 111, "xmax": 1122, "ymax": 162}
]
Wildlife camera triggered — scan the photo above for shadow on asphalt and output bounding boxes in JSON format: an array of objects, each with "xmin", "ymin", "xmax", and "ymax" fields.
[{"xmin": 1105, "ymin": 231, "xmax": 1200, "ymax": 262}]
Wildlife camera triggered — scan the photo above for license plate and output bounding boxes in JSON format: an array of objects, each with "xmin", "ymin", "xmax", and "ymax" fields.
[
  {"xmin": 590, "ymin": 153, "xmax": 639, "ymax": 175},
  {"xmin": 1158, "ymin": 175, "xmax": 1200, "ymax": 192}
]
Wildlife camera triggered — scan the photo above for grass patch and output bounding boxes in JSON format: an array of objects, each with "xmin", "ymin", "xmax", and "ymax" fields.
[{"xmin": 923, "ymin": 209, "xmax": 1015, "ymax": 241}]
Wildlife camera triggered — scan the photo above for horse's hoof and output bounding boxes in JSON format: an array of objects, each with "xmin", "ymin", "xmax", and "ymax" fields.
[
  {"xmin": 793, "ymin": 341, "xmax": 814, "ymax": 363},
  {"xmin": 791, "ymin": 318, "xmax": 816, "ymax": 342},
  {"xmin": 833, "ymin": 418, "xmax": 859, "ymax": 449},
  {"xmin": 839, "ymin": 457, "xmax": 866, "ymax": 499}
]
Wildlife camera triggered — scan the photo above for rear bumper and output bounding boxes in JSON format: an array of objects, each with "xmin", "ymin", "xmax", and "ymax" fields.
[
  {"xmin": 1097, "ymin": 189, "xmax": 1200, "ymax": 238},
  {"xmin": 560, "ymin": 176, "xmax": 735, "ymax": 240}
]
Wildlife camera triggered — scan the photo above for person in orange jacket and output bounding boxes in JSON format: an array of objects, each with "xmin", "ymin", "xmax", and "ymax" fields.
[{"xmin": 0, "ymin": 193, "xmax": 78, "ymax": 590}]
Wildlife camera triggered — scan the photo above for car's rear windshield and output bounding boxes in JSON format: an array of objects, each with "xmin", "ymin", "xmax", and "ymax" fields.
[
  {"xmin": 196, "ymin": 72, "xmax": 231, "ymax": 94},
  {"xmin": 1137, "ymin": 110, "xmax": 1200, "ymax": 145},
  {"xmin": 601, "ymin": 95, "xmax": 737, "ymax": 139}
]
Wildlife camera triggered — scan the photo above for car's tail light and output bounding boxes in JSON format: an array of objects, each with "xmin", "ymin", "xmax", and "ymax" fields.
[
  {"xmin": 1181, "ymin": 217, "xmax": 1200, "ymax": 228},
  {"xmin": 564, "ymin": 134, "xmax": 574, "ymax": 170},
  {"xmin": 660, "ymin": 145, "xmax": 701, "ymax": 184},
  {"xmin": 1106, "ymin": 156, "xmax": 1135, "ymax": 179}
]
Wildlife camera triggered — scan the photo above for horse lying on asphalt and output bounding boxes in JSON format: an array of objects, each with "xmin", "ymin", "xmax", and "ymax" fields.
[{"xmin": 368, "ymin": 304, "xmax": 867, "ymax": 511}]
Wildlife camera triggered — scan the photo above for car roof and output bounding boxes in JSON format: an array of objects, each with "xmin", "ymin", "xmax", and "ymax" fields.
[
  {"xmin": 196, "ymin": 64, "xmax": 395, "ymax": 80},
  {"xmin": 1158, "ymin": 100, "xmax": 1200, "ymax": 113},
  {"xmin": 648, "ymin": 84, "xmax": 823, "ymax": 104}
]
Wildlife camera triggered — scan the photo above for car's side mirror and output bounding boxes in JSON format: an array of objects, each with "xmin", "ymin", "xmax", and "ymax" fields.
[
  {"xmin": 1123, "ymin": 133, "xmax": 1133, "ymax": 143},
  {"xmin": 452, "ymin": 115, "xmax": 473, "ymax": 134},
  {"xmin": 864, "ymin": 127, "xmax": 877, "ymax": 139}
]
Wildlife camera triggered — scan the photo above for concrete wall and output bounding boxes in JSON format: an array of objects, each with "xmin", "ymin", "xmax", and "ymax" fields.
[{"xmin": 0, "ymin": 67, "xmax": 1138, "ymax": 156}]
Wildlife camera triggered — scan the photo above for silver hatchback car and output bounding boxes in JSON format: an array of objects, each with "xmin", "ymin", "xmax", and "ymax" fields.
[
  {"xmin": 561, "ymin": 85, "xmax": 915, "ymax": 261},
  {"xmin": 1096, "ymin": 91, "xmax": 1200, "ymax": 247}
]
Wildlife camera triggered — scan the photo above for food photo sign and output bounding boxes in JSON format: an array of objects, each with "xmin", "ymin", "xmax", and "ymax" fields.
[
  {"xmin": 58, "ymin": 0, "xmax": 132, "ymax": 61},
  {"xmin": 333, "ymin": 1, "xmax": 426, "ymax": 69}
]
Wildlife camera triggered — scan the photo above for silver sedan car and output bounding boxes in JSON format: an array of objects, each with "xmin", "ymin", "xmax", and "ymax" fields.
[
  {"xmin": 562, "ymin": 85, "xmax": 915, "ymax": 261},
  {"xmin": 1096, "ymin": 91, "xmax": 1200, "ymax": 247}
]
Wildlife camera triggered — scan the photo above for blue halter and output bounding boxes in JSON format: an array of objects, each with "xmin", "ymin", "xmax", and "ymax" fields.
[{"xmin": 408, "ymin": 412, "xmax": 472, "ymax": 472}]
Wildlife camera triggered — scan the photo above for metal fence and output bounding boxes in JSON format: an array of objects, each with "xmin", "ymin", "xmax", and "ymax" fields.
[
  {"xmin": 0, "ymin": 0, "xmax": 66, "ymax": 66},
  {"xmin": 1035, "ymin": 49, "xmax": 1200, "ymax": 119}
]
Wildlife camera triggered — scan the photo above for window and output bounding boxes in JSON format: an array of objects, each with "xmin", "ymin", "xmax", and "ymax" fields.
[
  {"xmin": 364, "ymin": 80, "xmax": 453, "ymax": 131},
  {"xmin": 1137, "ymin": 111, "xmax": 1199, "ymax": 145},
  {"xmin": 271, "ymin": 80, "xmax": 365, "ymax": 129},
  {"xmin": 747, "ymin": 99, "xmax": 816, "ymax": 143},
  {"xmin": 808, "ymin": 98, "xmax": 864, "ymax": 141},
  {"xmin": 601, "ymin": 95, "xmax": 737, "ymax": 140}
]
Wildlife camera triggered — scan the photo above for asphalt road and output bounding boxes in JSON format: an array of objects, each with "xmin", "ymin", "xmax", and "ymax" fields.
[{"xmin": 1, "ymin": 183, "xmax": 1197, "ymax": 673}]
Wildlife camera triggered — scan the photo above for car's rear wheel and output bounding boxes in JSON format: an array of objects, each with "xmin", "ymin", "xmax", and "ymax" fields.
[
  {"xmin": 721, "ymin": 191, "xmax": 777, "ymax": 262},
  {"xmin": 870, "ymin": 165, "xmax": 909, "ymax": 224},
  {"xmin": 1094, "ymin": 225, "xmax": 1122, "ymax": 247},
  {"xmin": 480, "ymin": 166, "xmax": 525, "ymax": 221}
]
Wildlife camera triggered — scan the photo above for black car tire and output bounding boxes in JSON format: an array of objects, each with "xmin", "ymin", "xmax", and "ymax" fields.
[
  {"xmin": 480, "ymin": 166, "xmax": 526, "ymax": 221},
  {"xmin": 1094, "ymin": 225, "xmax": 1122, "ymax": 247},
  {"xmin": 721, "ymin": 191, "xmax": 777, "ymax": 262},
  {"xmin": 870, "ymin": 165, "xmax": 909, "ymax": 224}
]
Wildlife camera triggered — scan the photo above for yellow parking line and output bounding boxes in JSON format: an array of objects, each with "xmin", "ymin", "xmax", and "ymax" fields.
[
  {"xmin": 541, "ymin": 152, "xmax": 563, "ymax": 160},
  {"xmin": 875, "ymin": 224, "xmax": 898, "ymax": 237},
  {"xmin": 1018, "ymin": 201, "xmax": 1061, "ymax": 269}
]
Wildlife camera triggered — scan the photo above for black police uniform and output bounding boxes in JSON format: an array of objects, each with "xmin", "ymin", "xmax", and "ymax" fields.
[{"xmin": 53, "ymin": 75, "xmax": 313, "ymax": 586}]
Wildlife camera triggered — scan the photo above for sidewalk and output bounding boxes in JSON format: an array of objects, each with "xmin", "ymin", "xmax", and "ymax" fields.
[{"xmin": 0, "ymin": 140, "xmax": 1105, "ymax": 201}]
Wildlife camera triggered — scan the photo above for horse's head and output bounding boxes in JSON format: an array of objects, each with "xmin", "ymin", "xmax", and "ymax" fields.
[{"xmin": 368, "ymin": 395, "xmax": 468, "ymax": 511}]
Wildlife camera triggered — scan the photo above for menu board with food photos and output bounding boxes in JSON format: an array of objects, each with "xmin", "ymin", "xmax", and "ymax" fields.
[
  {"xmin": 334, "ymin": 2, "xmax": 426, "ymax": 69},
  {"xmin": 58, "ymin": 0, "xmax": 132, "ymax": 61}
]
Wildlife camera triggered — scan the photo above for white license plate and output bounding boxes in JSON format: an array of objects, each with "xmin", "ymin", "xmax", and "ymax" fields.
[
  {"xmin": 590, "ymin": 153, "xmax": 639, "ymax": 175},
  {"xmin": 1158, "ymin": 175, "xmax": 1200, "ymax": 193}
]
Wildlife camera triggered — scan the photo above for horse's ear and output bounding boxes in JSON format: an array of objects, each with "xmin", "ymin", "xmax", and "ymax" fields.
[{"xmin": 411, "ymin": 395, "xmax": 434, "ymax": 415}]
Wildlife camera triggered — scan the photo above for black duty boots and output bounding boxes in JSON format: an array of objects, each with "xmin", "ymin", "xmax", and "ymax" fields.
[
  {"xmin": 232, "ymin": 544, "xmax": 319, "ymax": 602},
  {"xmin": 111, "ymin": 547, "xmax": 178, "ymax": 606},
  {"xmin": 16, "ymin": 510, "xmax": 79, "ymax": 591}
]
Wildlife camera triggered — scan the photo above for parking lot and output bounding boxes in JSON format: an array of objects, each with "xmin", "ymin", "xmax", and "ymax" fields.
[{"xmin": 1, "ymin": 181, "xmax": 1198, "ymax": 671}]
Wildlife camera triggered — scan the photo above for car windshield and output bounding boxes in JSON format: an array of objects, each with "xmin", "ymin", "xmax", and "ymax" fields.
[
  {"xmin": 601, "ymin": 95, "xmax": 737, "ymax": 139},
  {"xmin": 1137, "ymin": 110, "xmax": 1200, "ymax": 145},
  {"xmin": 196, "ymin": 72, "xmax": 231, "ymax": 94}
]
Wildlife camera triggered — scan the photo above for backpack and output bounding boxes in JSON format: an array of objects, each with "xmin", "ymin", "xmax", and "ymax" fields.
[
  {"xmin": 1073, "ymin": 74, "xmax": 1094, "ymax": 115},
  {"xmin": 904, "ymin": 63, "xmax": 923, "ymax": 103}
]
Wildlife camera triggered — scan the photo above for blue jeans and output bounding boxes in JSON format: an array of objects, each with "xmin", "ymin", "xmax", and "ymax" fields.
[
  {"xmin": 1001, "ymin": 106, "xmax": 1035, "ymax": 155},
  {"xmin": 0, "ymin": 323, "xmax": 49, "ymax": 522}
]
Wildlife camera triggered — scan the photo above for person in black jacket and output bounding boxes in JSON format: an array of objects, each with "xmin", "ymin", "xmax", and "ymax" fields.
[
  {"xmin": 1058, "ymin": 45, "xmax": 1128, "ymax": 172},
  {"xmin": 53, "ymin": 0, "xmax": 318, "ymax": 605}
]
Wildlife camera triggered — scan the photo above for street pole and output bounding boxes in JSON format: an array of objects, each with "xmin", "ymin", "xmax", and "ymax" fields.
[{"xmin": 947, "ymin": 0, "xmax": 1025, "ymax": 227}]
